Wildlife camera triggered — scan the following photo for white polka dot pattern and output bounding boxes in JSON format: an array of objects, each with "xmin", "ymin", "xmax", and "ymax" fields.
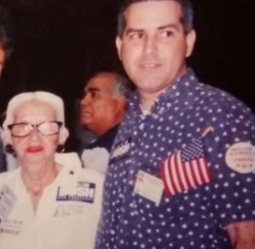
[{"xmin": 96, "ymin": 69, "xmax": 255, "ymax": 249}]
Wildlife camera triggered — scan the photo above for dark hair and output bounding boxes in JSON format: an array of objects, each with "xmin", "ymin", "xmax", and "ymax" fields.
[
  {"xmin": 117, "ymin": 0, "xmax": 194, "ymax": 37},
  {"xmin": 0, "ymin": 5, "xmax": 14, "ymax": 57}
]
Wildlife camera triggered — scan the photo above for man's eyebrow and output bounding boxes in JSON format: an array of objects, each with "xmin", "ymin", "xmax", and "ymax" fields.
[
  {"xmin": 125, "ymin": 28, "xmax": 144, "ymax": 36},
  {"xmin": 124, "ymin": 24, "xmax": 179, "ymax": 35},
  {"xmin": 85, "ymin": 87, "xmax": 100, "ymax": 93},
  {"xmin": 158, "ymin": 23, "xmax": 179, "ymax": 30}
]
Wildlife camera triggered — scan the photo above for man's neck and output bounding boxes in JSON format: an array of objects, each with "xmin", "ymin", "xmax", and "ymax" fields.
[
  {"xmin": 139, "ymin": 67, "xmax": 188, "ymax": 111},
  {"xmin": 139, "ymin": 91, "xmax": 161, "ymax": 112},
  {"xmin": 94, "ymin": 112, "xmax": 125, "ymax": 136}
]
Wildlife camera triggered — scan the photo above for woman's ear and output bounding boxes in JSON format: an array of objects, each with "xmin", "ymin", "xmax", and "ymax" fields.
[
  {"xmin": 58, "ymin": 127, "xmax": 69, "ymax": 145},
  {"xmin": 1, "ymin": 129, "xmax": 12, "ymax": 146}
]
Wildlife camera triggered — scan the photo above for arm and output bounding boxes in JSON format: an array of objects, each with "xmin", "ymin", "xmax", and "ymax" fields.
[{"xmin": 226, "ymin": 220, "xmax": 255, "ymax": 249}]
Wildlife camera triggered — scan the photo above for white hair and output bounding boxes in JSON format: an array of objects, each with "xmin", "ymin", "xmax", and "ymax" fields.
[{"xmin": 2, "ymin": 91, "xmax": 65, "ymax": 130}]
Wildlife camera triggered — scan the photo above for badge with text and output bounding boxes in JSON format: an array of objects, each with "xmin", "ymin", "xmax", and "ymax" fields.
[
  {"xmin": 225, "ymin": 142, "xmax": 255, "ymax": 174},
  {"xmin": 56, "ymin": 182, "xmax": 96, "ymax": 203},
  {"xmin": 0, "ymin": 219, "xmax": 23, "ymax": 236},
  {"xmin": 0, "ymin": 185, "xmax": 17, "ymax": 220},
  {"xmin": 134, "ymin": 170, "xmax": 164, "ymax": 205},
  {"xmin": 53, "ymin": 204, "xmax": 85, "ymax": 218},
  {"xmin": 111, "ymin": 138, "xmax": 131, "ymax": 161}
]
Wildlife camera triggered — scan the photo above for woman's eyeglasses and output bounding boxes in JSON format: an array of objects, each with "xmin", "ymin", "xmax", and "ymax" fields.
[{"xmin": 8, "ymin": 121, "xmax": 63, "ymax": 137}]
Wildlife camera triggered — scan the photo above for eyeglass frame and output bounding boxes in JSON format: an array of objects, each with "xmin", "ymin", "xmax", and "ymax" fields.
[{"xmin": 7, "ymin": 121, "xmax": 63, "ymax": 138}]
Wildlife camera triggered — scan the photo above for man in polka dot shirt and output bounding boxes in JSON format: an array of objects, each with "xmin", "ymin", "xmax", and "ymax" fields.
[{"xmin": 96, "ymin": 0, "xmax": 255, "ymax": 248}]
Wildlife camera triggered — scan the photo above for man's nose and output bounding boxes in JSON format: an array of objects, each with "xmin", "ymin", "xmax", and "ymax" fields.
[
  {"xmin": 143, "ymin": 35, "xmax": 157, "ymax": 55},
  {"xmin": 81, "ymin": 94, "xmax": 90, "ymax": 106}
]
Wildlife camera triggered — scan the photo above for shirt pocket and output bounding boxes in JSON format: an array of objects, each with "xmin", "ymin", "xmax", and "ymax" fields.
[{"xmin": 160, "ymin": 138, "xmax": 213, "ymax": 196}]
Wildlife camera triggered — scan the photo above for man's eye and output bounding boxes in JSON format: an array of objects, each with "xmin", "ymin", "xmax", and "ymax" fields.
[
  {"xmin": 129, "ymin": 33, "xmax": 144, "ymax": 40},
  {"xmin": 91, "ymin": 92, "xmax": 97, "ymax": 98},
  {"xmin": 161, "ymin": 30, "xmax": 173, "ymax": 37}
]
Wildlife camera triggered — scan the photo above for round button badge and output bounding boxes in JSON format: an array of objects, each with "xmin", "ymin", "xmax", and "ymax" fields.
[{"xmin": 225, "ymin": 142, "xmax": 255, "ymax": 174}]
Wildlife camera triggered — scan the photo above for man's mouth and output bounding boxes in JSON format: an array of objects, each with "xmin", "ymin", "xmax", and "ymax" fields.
[{"xmin": 140, "ymin": 62, "xmax": 160, "ymax": 68}]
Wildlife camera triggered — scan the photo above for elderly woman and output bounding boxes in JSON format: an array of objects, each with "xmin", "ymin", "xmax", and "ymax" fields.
[{"xmin": 0, "ymin": 91, "xmax": 103, "ymax": 249}]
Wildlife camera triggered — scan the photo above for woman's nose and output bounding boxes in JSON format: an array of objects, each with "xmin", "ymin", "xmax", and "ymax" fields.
[{"xmin": 28, "ymin": 127, "xmax": 40, "ymax": 140}]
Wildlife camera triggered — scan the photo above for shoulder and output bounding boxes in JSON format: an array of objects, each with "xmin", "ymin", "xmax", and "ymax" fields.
[
  {"xmin": 81, "ymin": 147, "xmax": 109, "ymax": 173},
  {"xmin": 0, "ymin": 169, "xmax": 18, "ymax": 186},
  {"xmin": 195, "ymin": 82, "xmax": 251, "ymax": 111},
  {"xmin": 55, "ymin": 152, "xmax": 82, "ymax": 168},
  {"xmin": 78, "ymin": 168, "xmax": 105, "ymax": 184},
  {"xmin": 186, "ymin": 82, "xmax": 255, "ymax": 124},
  {"xmin": 86, "ymin": 125, "xmax": 119, "ymax": 152}
]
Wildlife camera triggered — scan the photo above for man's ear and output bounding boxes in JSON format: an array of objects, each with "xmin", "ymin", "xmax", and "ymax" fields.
[
  {"xmin": 116, "ymin": 36, "xmax": 123, "ymax": 61},
  {"xmin": 58, "ymin": 127, "xmax": 69, "ymax": 145},
  {"xmin": 115, "ymin": 96, "xmax": 127, "ymax": 113},
  {"xmin": 185, "ymin": 29, "xmax": 196, "ymax": 58}
]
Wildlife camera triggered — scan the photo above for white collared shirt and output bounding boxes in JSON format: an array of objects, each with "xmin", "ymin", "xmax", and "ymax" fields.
[{"xmin": 0, "ymin": 153, "xmax": 104, "ymax": 249}]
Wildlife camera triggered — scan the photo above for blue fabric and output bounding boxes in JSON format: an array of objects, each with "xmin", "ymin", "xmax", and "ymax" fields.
[
  {"xmin": 96, "ymin": 69, "xmax": 255, "ymax": 249},
  {"xmin": 86, "ymin": 125, "xmax": 119, "ymax": 153},
  {"xmin": 0, "ymin": 139, "xmax": 7, "ymax": 173}
]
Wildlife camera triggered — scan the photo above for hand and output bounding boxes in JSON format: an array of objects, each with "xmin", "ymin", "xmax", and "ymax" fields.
[{"xmin": 226, "ymin": 220, "xmax": 255, "ymax": 249}]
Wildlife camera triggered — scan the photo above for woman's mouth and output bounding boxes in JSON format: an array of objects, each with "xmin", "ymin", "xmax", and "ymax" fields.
[{"xmin": 26, "ymin": 146, "xmax": 44, "ymax": 153}]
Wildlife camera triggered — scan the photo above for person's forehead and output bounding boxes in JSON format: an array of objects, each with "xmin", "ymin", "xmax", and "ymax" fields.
[
  {"xmin": 85, "ymin": 74, "xmax": 115, "ymax": 93},
  {"xmin": 124, "ymin": 1, "xmax": 182, "ymax": 28},
  {"xmin": 13, "ymin": 100, "xmax": 56, "ymax": 120}
]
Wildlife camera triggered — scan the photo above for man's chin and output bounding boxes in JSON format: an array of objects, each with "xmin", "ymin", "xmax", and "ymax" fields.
[
  {"xmin": 80, "ymin": 116, "xmax": 93, "ymax": 126},
  {"xmin": 80, "ymin": 119, "xmax": 93, "ymax": 127}
]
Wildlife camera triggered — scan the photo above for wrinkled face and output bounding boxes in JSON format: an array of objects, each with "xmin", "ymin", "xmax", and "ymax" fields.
[
  {"xmin": 116, "ymin": 0, "xmax": 195, "ymax": 98},
  {"xmin": 80, "ymin": 74, "xmax": 121, "ymax": 135},
  {"xmin": 0, "ymin": 46, "xmax": 6, "ymax": 77},
  {"xmin": 10, "ymin": 100, "xmax": 60, "ymax": 164}
]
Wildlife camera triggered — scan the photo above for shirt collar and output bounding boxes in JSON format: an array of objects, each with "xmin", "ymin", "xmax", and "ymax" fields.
[{"xmin": 128, "ymin": 68, "xmax": 198, "ymax": 113}]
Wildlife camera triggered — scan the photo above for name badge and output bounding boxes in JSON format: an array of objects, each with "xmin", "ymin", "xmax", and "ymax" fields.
[
  {"xmin": 111, "ymin": 138, "xmax": 131, "ymax": 161},
  {"xmin": 0, "ymin": 185, "xmax": 17, "ymax": 220},
  {"xmin": 134, "ymin": 170, "xmax": 164, "ymax": 206},
  {"xmin": 56, "ymin": 182, "xmax": 95, "ymax": 203},
  {"xmin": 0, "ymin": 219, "xmax": 23, "ymax": 235}
]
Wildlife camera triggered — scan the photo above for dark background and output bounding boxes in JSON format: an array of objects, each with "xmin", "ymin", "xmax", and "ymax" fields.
[{"xmin": 0, "ymin": 0, "xmax": 254, "ymax": 150}]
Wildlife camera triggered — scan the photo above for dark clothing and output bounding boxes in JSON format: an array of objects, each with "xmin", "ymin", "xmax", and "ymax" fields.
[
  {"xmin": 86, "ymin": 125, "xmax": 119, "ymax": 152},
  {"xmin": 0, "ymin": 139, "xmax": 6, "ymax": 173}
]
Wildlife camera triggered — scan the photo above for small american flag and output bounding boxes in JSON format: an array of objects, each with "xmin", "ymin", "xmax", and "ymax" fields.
[{"xmin": 160, "ymin": 139, "xmax": 212, "ymax": 196}]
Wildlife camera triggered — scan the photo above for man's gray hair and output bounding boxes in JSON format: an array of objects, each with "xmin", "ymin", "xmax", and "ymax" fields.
[
  {"xmin": 95, "ymin": 72, "xmax": 133, "ymax": 98},
  {"xmin": 112, "ymin": 73, "xmax": 132, "ymax": 98}
]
